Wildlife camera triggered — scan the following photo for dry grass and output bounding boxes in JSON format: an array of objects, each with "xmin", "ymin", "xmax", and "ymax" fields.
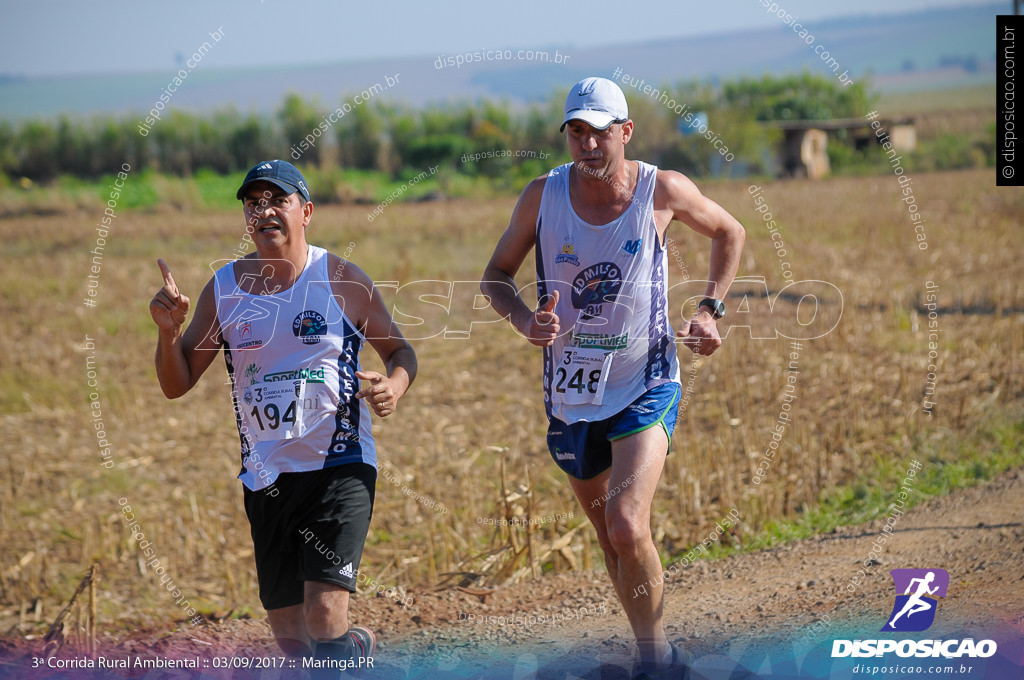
[{"xmin": 0, "ymin": 168, "xmax": 1021, "ymax": 639}]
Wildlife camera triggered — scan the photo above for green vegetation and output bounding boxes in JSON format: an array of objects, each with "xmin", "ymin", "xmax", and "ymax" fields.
[
  {"xmin": 0, "ymin": 74, "xmax": 994, "ymax": 213},
  {"xmin": 825, "ymin": 121, "xmax": 996, "ymax": 176},
  {"xmin": 689, "ymin": 412, "xmax": 1024, "ymax": 563}
]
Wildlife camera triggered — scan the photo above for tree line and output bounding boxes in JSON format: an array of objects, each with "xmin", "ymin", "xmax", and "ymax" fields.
[{"xmin": 2, "ymin": 73, "xmax": 875, "ymax": 184}]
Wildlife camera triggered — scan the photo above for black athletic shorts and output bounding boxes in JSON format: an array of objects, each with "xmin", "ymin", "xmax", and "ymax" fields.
[{"xmin": 243, "ymin": 463, "xmax": 376, "ymax": 610}]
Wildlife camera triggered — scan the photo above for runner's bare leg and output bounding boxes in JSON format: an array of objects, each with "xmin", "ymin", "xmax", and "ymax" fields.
[{"xmin": 568, "ymin": 424, "xmax": 670, "ymax": 668}]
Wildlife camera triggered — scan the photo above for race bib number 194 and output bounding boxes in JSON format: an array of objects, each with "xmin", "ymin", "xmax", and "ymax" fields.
[
  {"xmin": 554, "ymin": 348, "xmax": 612, "ymax": 405},
  {"xmin": 244, "ymin": 380, "xmax": 305, "ymax": 442}
]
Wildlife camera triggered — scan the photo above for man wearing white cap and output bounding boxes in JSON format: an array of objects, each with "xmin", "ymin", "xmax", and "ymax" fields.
[{"xmin": 481, "ymin": 77, "xmax": 745, "ymax": 677}]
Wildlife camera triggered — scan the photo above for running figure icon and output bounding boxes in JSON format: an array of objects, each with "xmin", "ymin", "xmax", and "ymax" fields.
[{"xmin": 888, "ymin": 571, "xmax": 939, "ymax": 628}]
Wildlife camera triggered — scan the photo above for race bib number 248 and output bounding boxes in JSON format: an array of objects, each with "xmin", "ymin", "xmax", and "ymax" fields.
[{"xmin": 554, "ymin": 348, "xmax": 612, "ymax": 405}]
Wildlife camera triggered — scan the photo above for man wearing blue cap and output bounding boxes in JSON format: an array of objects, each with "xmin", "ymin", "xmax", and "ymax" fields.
[
  {"xmin": 150, "ymin": 159, "xmax": 417, "ymax": 674},
  {"xmin": 481, "ymin": 78, "xmax": 746, "ymax": 678}
]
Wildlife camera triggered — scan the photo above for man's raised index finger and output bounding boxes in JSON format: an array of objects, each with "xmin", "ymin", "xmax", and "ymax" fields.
[{"xmin": 157, "ymin": 258, "xmax": 178, "ymax": 292}]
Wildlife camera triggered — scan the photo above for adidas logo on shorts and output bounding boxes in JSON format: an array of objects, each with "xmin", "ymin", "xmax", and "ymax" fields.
[{"xmin": 339, "ymin": 562, "xmax": 355, "ymax": 579}]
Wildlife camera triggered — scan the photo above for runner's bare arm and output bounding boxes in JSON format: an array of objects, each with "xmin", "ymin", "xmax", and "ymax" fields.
[
  {"xmin": 657, "ymin": 171, "xmax": 745, "ymax": 355},
  {"xmin": 333, "ymin": 260, "xmax": 416, "ymax": 417},
  {"xmin": 150, "ymin": 259, "xmax": 222, "ymax": 399},
  {"xmin": 657, "ymin": 170, "xmax": 745, "ymax": 300},
  {"xmin": 481, "ymin": 177, "xmax": 560, "ymax": 346}
]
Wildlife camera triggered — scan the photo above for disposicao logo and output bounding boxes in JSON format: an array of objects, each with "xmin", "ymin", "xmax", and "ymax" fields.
[
  {"xmin": 882, "ymin": 568, "xmax": 948, "ymax": 632},
  {"xmin": 831, "ymin": 568, "xmax": 997, "ymax": 660}
]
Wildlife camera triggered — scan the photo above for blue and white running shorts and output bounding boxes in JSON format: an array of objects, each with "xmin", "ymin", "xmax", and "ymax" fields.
[{"xmin": 546, "ymin": 382, "xmax": 681, "ymax": 480}]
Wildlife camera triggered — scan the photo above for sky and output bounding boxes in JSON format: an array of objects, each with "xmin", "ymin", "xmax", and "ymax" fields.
[{"xmin": 0, "ymin": 0, "xmax": 1005, "ymax": 78}]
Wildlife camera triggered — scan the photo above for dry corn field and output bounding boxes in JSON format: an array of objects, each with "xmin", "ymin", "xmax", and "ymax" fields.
[{"xmin": 0, "ymin": 167, "xmax": 1021, "ymax": 649}]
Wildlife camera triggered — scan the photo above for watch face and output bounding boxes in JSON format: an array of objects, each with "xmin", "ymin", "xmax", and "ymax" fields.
[{"xmin": 700, "ymin": 298, "xmax": 725, "ymax": 319}]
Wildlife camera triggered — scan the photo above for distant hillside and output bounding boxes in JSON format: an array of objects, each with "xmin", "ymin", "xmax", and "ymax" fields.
[{"xmin": 0, "ymin": 3, "xmax": 999, "ymax": 119}]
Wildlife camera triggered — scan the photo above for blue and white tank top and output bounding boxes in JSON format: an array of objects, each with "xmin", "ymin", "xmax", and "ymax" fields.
[
  {"xmin": 214, "ymin": 245, "xmax": 375, "ymax": 490},
  {"xmin": 536, "ymin": 161, "xmax": 680, "ymax": 424}
]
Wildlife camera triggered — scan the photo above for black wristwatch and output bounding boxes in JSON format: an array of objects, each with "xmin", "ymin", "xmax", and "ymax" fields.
[{"xmin": 698, "ymin": 297, "xmax": 725, "ymax": 320}]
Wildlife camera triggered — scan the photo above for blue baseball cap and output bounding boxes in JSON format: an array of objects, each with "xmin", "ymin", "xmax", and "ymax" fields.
[{"xmin": 236, "ymin": 160, "xmax": 311, "ymax": 202}]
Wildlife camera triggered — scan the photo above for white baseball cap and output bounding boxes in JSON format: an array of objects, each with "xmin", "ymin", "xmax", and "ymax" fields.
[{"xmin": 560, "ymin": 77, "xmax": 629, "ymax": 132}]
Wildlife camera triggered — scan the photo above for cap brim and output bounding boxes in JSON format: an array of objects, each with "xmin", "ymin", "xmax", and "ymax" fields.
[
  {"xmin": 236, "ymin": 178, "xmax": 302, "ymax": 201},
  {"xmin": 560, "ymin": 110, "xmax": 617, "ymax": 132}
]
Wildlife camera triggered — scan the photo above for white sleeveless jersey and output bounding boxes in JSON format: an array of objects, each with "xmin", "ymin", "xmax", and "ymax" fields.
[
  {"xmin": 536, "ymin": 161, "xmax": 680, "ymax": 424},
  {"xmin": 214, "ymin": 245, "xmax": 375, "ymax": 491}
]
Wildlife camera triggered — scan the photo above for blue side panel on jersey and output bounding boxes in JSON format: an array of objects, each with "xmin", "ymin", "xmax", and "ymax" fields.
[
  {"xmin": 535, "ymin": 215, "xmax": 553, "ymax": 420},
  {"xmin": 223, "ymin": 346, "xmax": 252, "ymax": 476},
  {"xmin": 326, "ymin": 316, "xmax": 364, "ymax": 466},
  {"xmin": 645, "ymin": 237, "xmax": 672, "ymax": 389}
]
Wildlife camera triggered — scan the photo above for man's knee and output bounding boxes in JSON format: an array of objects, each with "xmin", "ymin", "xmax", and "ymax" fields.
[
  {"xmin": 304, "ymin": 594, "xmax": 350, "ymax": 641},
  {"xmin": 605, "ymin": 514, "xmax": 652, "ymax": 557}
]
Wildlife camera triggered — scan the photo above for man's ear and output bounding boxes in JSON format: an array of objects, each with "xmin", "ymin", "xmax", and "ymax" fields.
[{"xmin": 620, "ymin": 119, "xmax": 634, "ymax": 144}]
